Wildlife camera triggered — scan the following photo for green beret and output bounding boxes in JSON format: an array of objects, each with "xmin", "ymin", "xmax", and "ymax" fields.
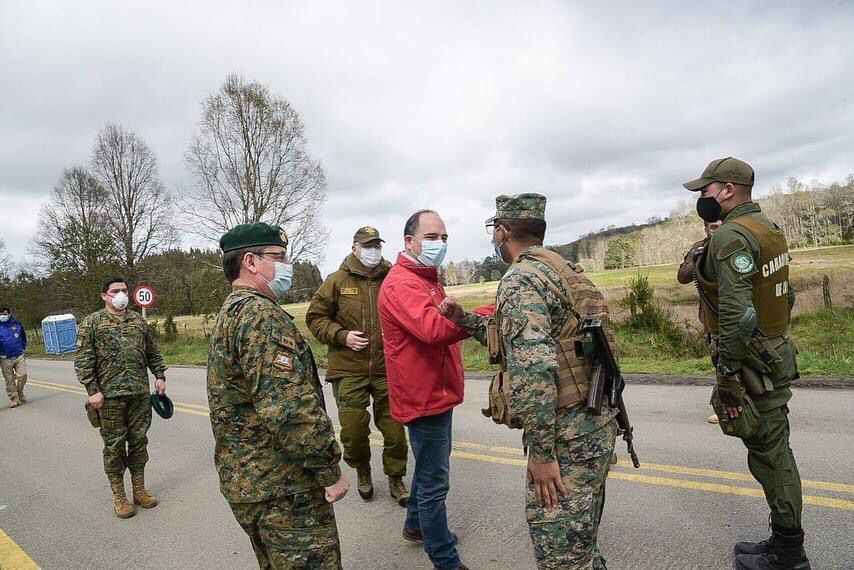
[
  {"xmin": 683, "ymin": 157, "xmax": 755, "ymax": 191},
  {"xmin": 353, "ymin": 225, "xmax": 385, "ymax": 244},
  {"xmin": 219, "ymin": 222, "xmax": 289, "ymax": 252},
  {"xmin": 485, "ymin": 193, "xmax": 547, "ymax": 224}
]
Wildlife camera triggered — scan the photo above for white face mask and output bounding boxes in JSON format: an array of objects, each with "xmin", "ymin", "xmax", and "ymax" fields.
[
  {"xmin": 111, "ymin": 291, "xmax": 129, "ymax": 310},
  {"xmin": 0, "ymin": 315, "xmax": 9, "ymax": 323},
  {"xmin": 358, "ymin": 247, "xmax": 382, "ymax": 268}
]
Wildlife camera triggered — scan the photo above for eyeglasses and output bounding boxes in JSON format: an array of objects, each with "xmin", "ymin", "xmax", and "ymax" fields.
[{"xmin": 255, "ymin": 251, "xmax": 287, "ymax": 263}]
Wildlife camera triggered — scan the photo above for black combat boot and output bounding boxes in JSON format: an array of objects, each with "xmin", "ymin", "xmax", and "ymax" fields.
[
  {"xmin": 735, "ymin": 525, "xmax": 810, "ymax": 570},
  {"xmin": 735, "ymin": 531, "xmax": 774, "ymax": 556}
]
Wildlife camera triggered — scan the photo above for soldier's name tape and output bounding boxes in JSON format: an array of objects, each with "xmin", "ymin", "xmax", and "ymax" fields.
[{"xmin": 26, "ymin": 379, "xmax": 854, "ymax": 513}]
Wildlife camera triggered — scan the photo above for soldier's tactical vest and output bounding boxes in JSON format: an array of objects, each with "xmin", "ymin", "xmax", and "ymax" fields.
[
  {"xmin": 484, "ymin": 247, "xmax": 615, "ymax": 428},
  {"xmin": 696, "ymin": 215, "xmax": 790, "ymax": 337}
]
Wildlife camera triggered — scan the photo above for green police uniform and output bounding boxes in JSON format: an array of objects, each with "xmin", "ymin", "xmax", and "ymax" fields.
[
  {"xmin": 306, "ymin": 227, "xmax": 407, "ymax": 479},
  {"xmin": 208, "ymin": 222, "xmax": 343, "ymax": 569},
  {"xmin": 697, "ymin": 201, "xmax": 802, "ymax": 528},
  {"xmin": 458, "ymin": 194, "xmax": 618, "ymax": 570},
  {"xmin": 75, "ymin": 309, "xmax": 167, "ymax": 481},
  {"xmin": 685, "ymin": 159, "xmax": 809, "ymax": 570}
]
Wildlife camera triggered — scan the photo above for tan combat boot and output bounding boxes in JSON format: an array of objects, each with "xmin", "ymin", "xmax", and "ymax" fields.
[
  {"xmin": 9, "ymin": 395, "xmax": 20, "ymax": 408},
  {"xmin": 110, "ymin": 479, "xmax": 135, "ymax": 519},
  {"xmin": 389, "ymin": 476, "xmax": 409, "ymax": 507},
  {"xmin": 356, "ymin": 465, "xmax": 374, "ymax": 500},
  {"xmin": 131, "ymin": 472, "xmax": 158, "ymax": 508},
  {"xmin": 17, "ymin": 388, "xmax": 26, "ymax": 404}
]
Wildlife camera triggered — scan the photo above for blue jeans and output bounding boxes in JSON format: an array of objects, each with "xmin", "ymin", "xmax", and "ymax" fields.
[{"xmin": 404, "ymin": 409, "xmax": 460, "ymax": 570}]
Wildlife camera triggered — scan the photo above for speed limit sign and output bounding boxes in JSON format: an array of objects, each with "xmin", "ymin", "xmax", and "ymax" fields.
[{"xmin": 133, "ymin": 284, "xmax": 157, "ymax": 309}]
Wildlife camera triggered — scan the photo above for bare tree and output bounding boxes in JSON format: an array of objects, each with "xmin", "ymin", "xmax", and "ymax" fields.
[
  {"xmin": 183, "ymin": 74, "xmax": 329, "ymax": 262},
  {"xmin": 0, "ymin": 239, "xmax": 13, "ymax": 280},
  {"xmin": 33, "ymin": 167, "xmax": 119, "ymax": 274},
  {"xmin": 91, "ymin": 123, "xmax": 175, "ymax": 275},
  {"xmin": 30, "ymin": 167, "xmax": 124, "ymax": 307}
]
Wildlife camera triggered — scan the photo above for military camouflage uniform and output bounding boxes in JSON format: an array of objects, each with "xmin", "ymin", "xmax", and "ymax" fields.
[
  {"xmin": 459, "ymin": 193, "xmax": 617, "ymax": 570},
  {"xmin": 208, "ymin": 287, "xmax": 343, "ymax": 569},
  {"xmin": 74, "ymin": 309, "xmax": 166, "ymax": 481}
]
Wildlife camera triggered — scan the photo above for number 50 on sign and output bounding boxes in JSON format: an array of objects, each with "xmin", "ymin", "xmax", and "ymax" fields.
[{"xmin": 133, "ymin": 285, "xmax": 157, "ymax": 308}]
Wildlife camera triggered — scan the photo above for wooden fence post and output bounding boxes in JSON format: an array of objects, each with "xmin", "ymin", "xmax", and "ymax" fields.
[{"xmin": 822, "ymin": 275, "xmax": 832, "ymax": 309}]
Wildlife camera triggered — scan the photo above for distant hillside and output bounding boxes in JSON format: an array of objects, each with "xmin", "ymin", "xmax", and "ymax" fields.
[
  {"xmin": 548, "ymin": 175, "xmax": 854, "ymax": 272},
  {"xmin": 551, "ymin": 220, "xmax": 660, "ymax": 265}
]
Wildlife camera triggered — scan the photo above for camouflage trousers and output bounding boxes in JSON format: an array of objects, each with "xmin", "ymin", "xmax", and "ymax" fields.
[
  {"xmin": 99, "ymin": 394, "xmax": 151, "ymax": 479},
  {"xmin": 229, "ymin": 487, "xmax": 342, "ymax": 570},
  {"xmin": 1, "ymin": 355, "xmax": 27, "ymax": 400},
  {"xmin": 741, "ymin": 404, "xmax": 803, "ymax": 529},
  {"xmin": 331, "ymin": 376, "xmax": 408, "ymax": 477},
  {"xmin": 526, "ymin": 412, "xmax": 617, "ymax": 570}
]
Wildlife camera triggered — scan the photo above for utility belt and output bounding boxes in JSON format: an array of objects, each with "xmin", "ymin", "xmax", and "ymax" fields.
[{"xmin": 708, "ymin": 331, "xmax": 788, "ymax": 397}]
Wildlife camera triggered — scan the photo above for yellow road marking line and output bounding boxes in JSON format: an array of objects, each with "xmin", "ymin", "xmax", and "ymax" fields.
[
  {"xmin": 28, "ymin": 380, "xmax": 212, "ymax": 417},
  {"xmin": 441, "ymin": 447, "xmax": 854, "ymax": 512},
  {"xmin": 432, "ymin": 438, "xmax": 854, "ymax": 493},
  {"xmin": 0, "ymin": 529, "xmax": 40, "ymax": 569},
  {"xmin": 27, "ymin": 380, "xmax": 83, "ymax": 396},
  {"xmin": 28, "ymin": 379, "xmax": 854, "ymax": 510},
  {"xmin": 633, "ymin": 461, "xmax": 854, "ymax": 495}
]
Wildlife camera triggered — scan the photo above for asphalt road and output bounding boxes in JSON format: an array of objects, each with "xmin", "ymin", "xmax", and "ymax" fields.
[{"xmin": 1, "ymin": 360, "xmax": 852, "ymax": 570}]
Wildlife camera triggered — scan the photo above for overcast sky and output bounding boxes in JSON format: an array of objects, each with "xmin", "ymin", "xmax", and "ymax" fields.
[{"xmin": 2, "ymin": 1, "xmax": 853, "ymax": 277}]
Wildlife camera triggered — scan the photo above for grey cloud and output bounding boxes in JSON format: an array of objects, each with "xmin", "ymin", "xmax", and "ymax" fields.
[{"xmin": 2, "ymin": 1, "xmax": 853, "ymax": 276}]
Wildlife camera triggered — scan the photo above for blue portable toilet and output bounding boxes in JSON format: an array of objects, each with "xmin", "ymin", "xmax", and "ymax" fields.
[{"xmin": 41, "ymin": 314, "xmax": 78, "ymax": 354}]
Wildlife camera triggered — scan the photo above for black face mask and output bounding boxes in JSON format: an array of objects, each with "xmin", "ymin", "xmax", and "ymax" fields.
[{"xmin": 696, "ymin": 187, "xmax": 725, "ymax": 223}]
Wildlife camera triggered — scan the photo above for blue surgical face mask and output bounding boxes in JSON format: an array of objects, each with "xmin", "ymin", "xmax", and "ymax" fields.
[
  {"xmin": 417, "ymin": 239, "xmax": 447, "ymax": 267},
  {"xmin": 268, "ymin": 262, "xmax": 294, "ymax": 298}
]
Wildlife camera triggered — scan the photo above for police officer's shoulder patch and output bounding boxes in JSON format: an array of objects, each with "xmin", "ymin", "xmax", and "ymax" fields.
[{"xmin": 731, "ymin": 252, "xmax": 755, "ymax": 273}]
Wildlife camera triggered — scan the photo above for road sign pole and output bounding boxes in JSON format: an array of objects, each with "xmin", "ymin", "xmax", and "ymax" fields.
[{"xmin": 142, "ymin": 307, "xmax": 147, "ymax": 321}]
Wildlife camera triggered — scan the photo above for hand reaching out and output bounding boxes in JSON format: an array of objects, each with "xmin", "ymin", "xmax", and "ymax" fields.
[{"xmin": 438, "ymin": 296, "xmax": 463, "ymax": 322}]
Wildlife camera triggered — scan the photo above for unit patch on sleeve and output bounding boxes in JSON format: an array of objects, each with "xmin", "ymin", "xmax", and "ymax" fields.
[
  {"xmin": 273, "ymin": 352, "xmax": 294, "ymax": 372},
  {"xmin": 279, "ymin": 336, "xmax": 296, "ymax": 351},
  {"xmin": 731, "ymin": 253, "xmax": 755, "ymax": 274}
]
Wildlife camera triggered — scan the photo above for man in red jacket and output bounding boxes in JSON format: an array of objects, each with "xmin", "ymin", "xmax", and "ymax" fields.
[{"xmin": 378, "ymin": 209, "xmax": 470, "ymax": 570}]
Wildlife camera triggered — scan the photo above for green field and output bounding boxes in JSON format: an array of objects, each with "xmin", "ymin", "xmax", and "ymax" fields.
[{"xmin": 29, "ymin": 245, "xmax": 854, "ymax": 377}]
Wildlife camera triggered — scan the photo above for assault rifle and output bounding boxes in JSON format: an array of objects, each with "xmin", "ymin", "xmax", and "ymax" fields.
[{"xmin": 575, "ymin": 317, "xmax": 640, "ymax": 468}]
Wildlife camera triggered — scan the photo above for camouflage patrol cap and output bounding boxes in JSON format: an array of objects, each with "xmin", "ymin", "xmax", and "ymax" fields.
[
  {"xmin": 219, "ymin": 222, "xmax": 289, "ymax": 252},
  {"xmin": 485, "ymin": 193, "xmax": 547, "ymax": 224},
  {"xmin": 353, "ymin": 226, "xmax": 385, "ymax": 244},
  {"xmin": 683, "ymin": 157, "xmax": 755, "ymax": 191}
]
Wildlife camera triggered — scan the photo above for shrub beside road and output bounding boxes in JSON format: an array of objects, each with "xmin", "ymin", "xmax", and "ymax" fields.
[{"xmin": 28, "ymin": 245, "xmax": 854, "ymax": 377}]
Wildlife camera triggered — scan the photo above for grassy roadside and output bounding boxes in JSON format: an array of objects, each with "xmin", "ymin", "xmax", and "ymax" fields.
[
  {"xmin": 26, "ymin": 245, "xmax": 854, "ymax": 377},
  {"xmin": 27, "ymin": 308, "xmax": 853, "ymax": 377}
]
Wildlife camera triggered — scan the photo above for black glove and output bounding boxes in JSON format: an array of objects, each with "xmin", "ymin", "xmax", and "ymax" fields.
[{"xmin": 716, "ymin": 373, "xmax": 745, "ymax": 408}]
